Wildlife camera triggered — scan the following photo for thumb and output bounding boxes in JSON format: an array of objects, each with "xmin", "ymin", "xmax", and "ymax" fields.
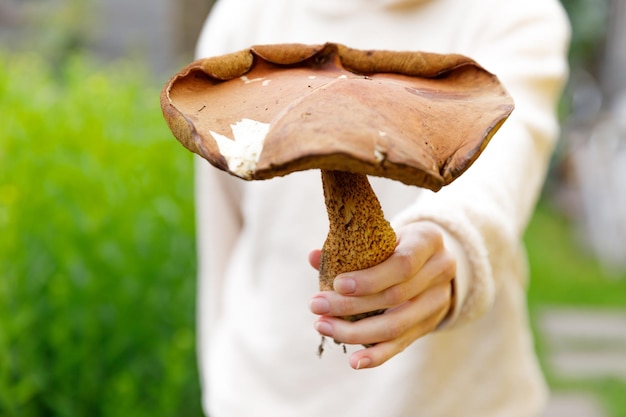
[{"xmin": 308, "ymin": 249, "xmax": 322, "ymax": 270}]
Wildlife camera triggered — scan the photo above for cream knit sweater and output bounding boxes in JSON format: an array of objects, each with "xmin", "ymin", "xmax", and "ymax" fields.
[{"xmin": 193, "ymin": 0, "xmax": 570, "ymax": 416}]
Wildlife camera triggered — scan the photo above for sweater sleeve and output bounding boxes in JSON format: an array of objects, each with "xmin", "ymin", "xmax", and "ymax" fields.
[{"xmin": 393, "ymin": 0, "xmax": 570, "ymax": 327}]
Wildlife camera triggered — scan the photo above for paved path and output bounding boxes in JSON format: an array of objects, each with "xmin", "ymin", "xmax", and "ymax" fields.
[
  {"xmin": 537, "ymin": 307, "xmax": 626, "ymax": 417},
  {"xmin": 542, "ymin": 392, "xmax": 607, "ymax": 417}
]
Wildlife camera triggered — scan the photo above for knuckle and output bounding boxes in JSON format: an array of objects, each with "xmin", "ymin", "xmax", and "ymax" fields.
[
  {"xmin": 393, "ymin": 250, "xmax": 419, "ymax": 279},
  {"xmin": 439, "ymin": 282, "xmax": 454, "ymax": 303},
  {"xmin": 428, "ymin": 283, "xmax": 450, "ymax": 308},
  {"xmin": 396, "ymin": 335, "xmax": 412, "ymax": 353},
  {"xmin": 429, "ymin": 305, "xmax": 448, "ymax": 330},
  {"xmin": 336, "ymin": 297, "xmax": 357, "ymax": 316},
  {"xmin": 420, "ymin": 221, "xmax": 444, "ymax": 247},
  {"xmin": 384, "ymin": 284, "xmax": 409, "ymax": 306},
  {"xmin": 404, "ymin": 221, "xmax": 444, "ymax": 252},
  {"xmin": 338, "ymin": 324, "xmax": 361, "ymax": 344},
  {"xmin": 441, "ymin": 251, "xmax": 457, "ymax": 279},
  {"xmin": 384, "ymin": 319, "xmax": 406, "ymax": 340}
]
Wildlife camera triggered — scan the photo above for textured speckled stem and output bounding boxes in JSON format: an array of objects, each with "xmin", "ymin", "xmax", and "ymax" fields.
[{"xmin": 319, "ymin": 170, "xmax": 397, "ymax": 322}]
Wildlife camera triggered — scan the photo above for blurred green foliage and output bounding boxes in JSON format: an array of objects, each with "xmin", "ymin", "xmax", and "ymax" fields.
[
  {"xmin": 0, "ymin": 52, "xmax": 202, "ymax": 416},
  {"xmin": 526, "ymin": 202, "xmax": 626, "ymax": 308},
  {"xmin": 560, "ymin": 0, "xmax": 609, "ymax": 69}
]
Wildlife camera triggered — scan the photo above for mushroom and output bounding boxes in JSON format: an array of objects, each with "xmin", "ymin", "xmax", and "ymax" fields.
[{"xmin": 160, "ymin": 42, "xmax": 513, "ymax": 325}]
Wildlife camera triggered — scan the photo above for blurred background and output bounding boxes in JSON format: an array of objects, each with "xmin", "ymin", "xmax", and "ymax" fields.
[{"xmin": 1, "ymin": 0, "xmax": 625, "ymax": 416}]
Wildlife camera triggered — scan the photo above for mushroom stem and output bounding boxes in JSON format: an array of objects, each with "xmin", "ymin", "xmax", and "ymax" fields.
[{"xmin": 319, "ymin": 169, "xmax": 397, "ymax": 322}]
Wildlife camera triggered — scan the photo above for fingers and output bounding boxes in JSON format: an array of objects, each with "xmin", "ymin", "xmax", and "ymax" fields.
[
  {"xmin": 315, "ymin": 281, "xmax": 452, "ymax": 369},
  {"xmin": 309, "ymin": 221, "xmax": 457, "ymax": 369},
  {"xmin": 310, "ymin": 249, "xmax": 455, "ymax": 318},
  {"xmin": 308, "ymin": 249, "xmax": 322, "ymax": 270},
  {"xmin": 333, "ymin": 222, "xmax": 446, "ymax": 297}
]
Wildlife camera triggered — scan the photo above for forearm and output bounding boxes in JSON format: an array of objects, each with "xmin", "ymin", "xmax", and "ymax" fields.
[{"xmin": 392, "ymin": 1, "xmax": 570, "ymax": 327}]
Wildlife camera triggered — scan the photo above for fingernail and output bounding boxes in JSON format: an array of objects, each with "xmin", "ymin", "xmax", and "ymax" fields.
[
  {"xmin": 310, "ymin": 297, "xmax": 330, "ymax": 314},
  {"xmin": 314, "ymin": 320, "xmax": 334, "ymax": 337},
  {"xmin": 356, "ymin": 357, "xmax": 372, "ymax": 370},
  {"xmin": 334, "ymin": 277, "xmax": 356, "ymax": 294}
]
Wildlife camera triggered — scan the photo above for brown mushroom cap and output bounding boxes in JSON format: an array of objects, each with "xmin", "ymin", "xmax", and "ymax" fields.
[{"xmin": 161, "ymin": 42, "xmax": 513, "ymax": 192}]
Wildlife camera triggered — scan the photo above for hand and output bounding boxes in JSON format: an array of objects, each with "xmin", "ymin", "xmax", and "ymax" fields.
[{"xmin": 309, "ymin": 221, "xmax": 456, "ymax": 369}]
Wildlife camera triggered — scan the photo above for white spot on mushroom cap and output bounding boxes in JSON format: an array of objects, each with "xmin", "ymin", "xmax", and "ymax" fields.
[
  {"xmin": 374, "ymin": 145, "xmax": 387, "ymax": 164},
  {"xmin": 210, "ymin": 119, "xmax": 270, "ymax": 179},
  {"xmin": 262, "ymin": 79, "xmax": 271, "ymax": 86},
  {"xmin": 240, "ymin": 75, "xmax": 265, "ymax": 84}
]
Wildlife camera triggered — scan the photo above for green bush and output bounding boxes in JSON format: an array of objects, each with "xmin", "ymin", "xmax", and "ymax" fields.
[{"xmin": 0, "ymin": 52, "xmax": 202, "ymax": 416}]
